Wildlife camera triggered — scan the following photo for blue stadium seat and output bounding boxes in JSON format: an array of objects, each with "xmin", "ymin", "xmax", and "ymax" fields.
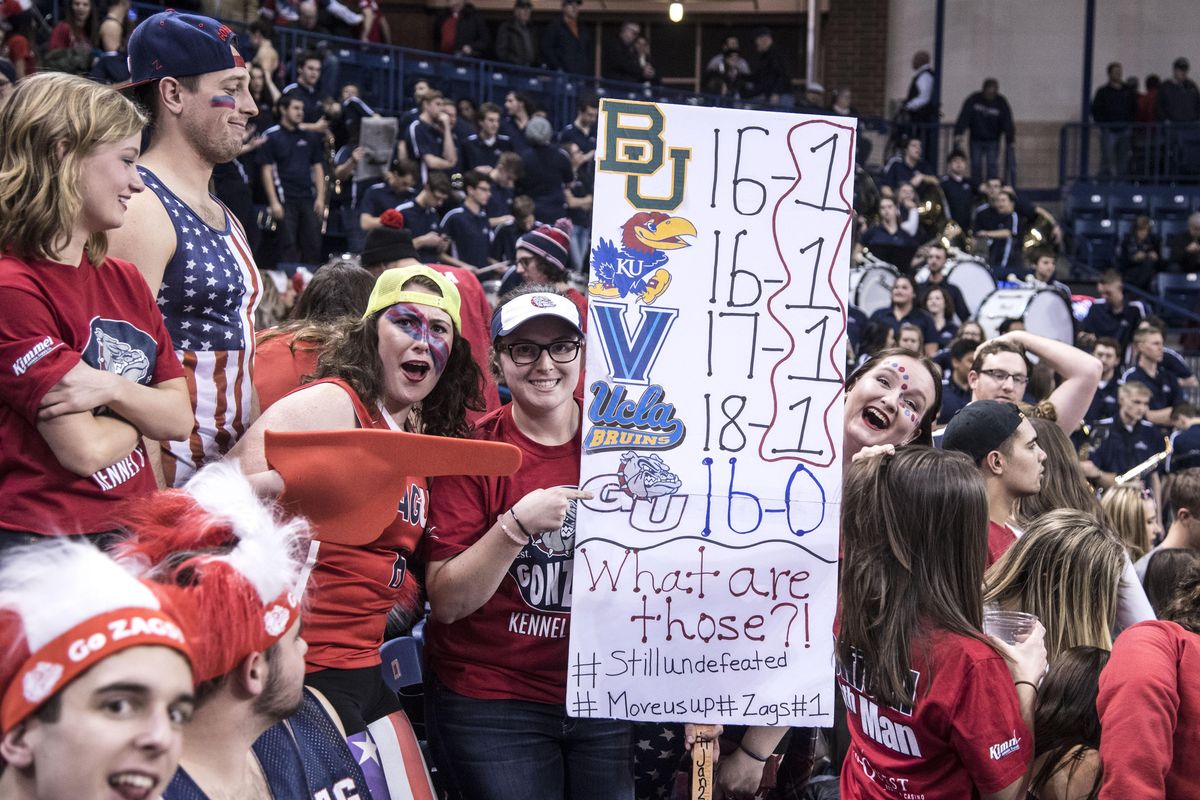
[
  {"xmin": 407, "ymin": 58, "xmax": 438, "ymax": 78},
  {"xmin": 1108, "ymin": 188, "xmax": 1150, "ymax": 220},
  {"xmin": 1150, "ymin": 189, "xmax": 1192, "ymax": 220},
  {"xmin": 1064, "ymin": 185, "xmax": 1107, "ymax": 221},
  {"xmin": 1072, "ymin": 218, "xmax": 1118, "ymax": 273},
  {"xmin": 1116, "ymin": 216, "xmax": 1139, "ymax": 241},
  {"xmin": 1155, "ymin": 272, "xmax": 1200, "ymax": 324}
]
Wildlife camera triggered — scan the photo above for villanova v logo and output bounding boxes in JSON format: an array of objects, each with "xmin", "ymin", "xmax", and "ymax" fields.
[{"xmin": 590, "ymin": 302, "xmax": 678, "ymax": 386}]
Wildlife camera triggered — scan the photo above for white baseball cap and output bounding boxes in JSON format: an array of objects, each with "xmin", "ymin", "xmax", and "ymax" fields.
[{"xmin": 491, "ymin": 292, "xmax": 583, "ymax": 340}]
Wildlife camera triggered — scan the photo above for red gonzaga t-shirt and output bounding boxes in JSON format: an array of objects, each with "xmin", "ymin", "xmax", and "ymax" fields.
[
  {"xmin": 986, "ymin": 521, "xmax": 1017, "ymax": 568},
  {"xmin": 838, "ymin": 629, "xmax": 1031, "ymax": 799},
  {"xmin": 424, "ymin": 401, "xmax": 582, "ymax": 705},
  {"xmin": 0, "ymin": 254, "xmax": 184, "ymax": 535},
  {"xmin": 291, "ymin": 379, "xmax": 429, "ymax": 672}
]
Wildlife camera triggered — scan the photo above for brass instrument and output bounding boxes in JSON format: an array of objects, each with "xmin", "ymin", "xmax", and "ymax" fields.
[
  {"xmin": 914, "ymin": 179, "xmax": 947, "ymax": 240},
  {"xmin": 1022, "ymin": 209, "xmax": 1061, "ymax": 259},
  {"xmin": 1115, "ymin": 438, "xmax": 1173, "ymax": 485}
]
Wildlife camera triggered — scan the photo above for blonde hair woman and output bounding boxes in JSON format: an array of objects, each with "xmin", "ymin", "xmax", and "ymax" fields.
[
  {"xmin": 0, "ymin": 73, "xmax": 192, "ymax": 546},
  {"xmin": 1100, "ymin": 483, "xmax": 1161, "ymax": 561},
  {"xmin": 985, "ymin": 510, "xmax": 1126, "ymax": 663}
]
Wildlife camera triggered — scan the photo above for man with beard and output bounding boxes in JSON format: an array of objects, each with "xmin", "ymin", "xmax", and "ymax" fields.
[
  {"xmin": 116, "ymin": 464, "xmax": 376, "ymax": 800},
  {"xmin": 110, "ymin": 11, "xmax": 262, "ymax": 487}
]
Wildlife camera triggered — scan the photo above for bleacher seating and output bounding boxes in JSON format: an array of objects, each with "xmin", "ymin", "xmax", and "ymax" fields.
[
  {"xmin": 1071, "ymin": 217, "xmax": 1118, "ymax": 273},
  {"xmin": 1149, "ymin": 189, "xmax": 1193, "ymax": 220},
  {"xmin": 1108, "ymin": 188, "xmax": 1149, "ymax": 220}
]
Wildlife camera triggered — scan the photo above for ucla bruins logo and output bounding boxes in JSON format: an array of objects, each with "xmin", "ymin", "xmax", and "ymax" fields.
[{"xmin": 598, "ymin": 99, "xmax": 691, "ymax": 211}]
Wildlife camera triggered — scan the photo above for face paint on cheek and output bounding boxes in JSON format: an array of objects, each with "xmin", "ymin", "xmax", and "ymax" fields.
[
  {"xmin": 211, "ymin": 95, "xmax": 237, "ymax": 109},
  {"xmin": 384, "ymin": 303, "xmax": 452, "ymax": 375}
]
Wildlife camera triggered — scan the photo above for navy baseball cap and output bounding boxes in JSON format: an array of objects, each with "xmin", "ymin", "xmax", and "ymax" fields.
[
  {"xmin": 942, "ymin": 400, "xmax": 1025, "ymax": 466},
  {"xmin": 125, "ymin": 10, "xmax": 245, "ymax": 88},
  {"xmin": 1168, "ymin": 426, "xmax": 1200, "ymax": 473}
]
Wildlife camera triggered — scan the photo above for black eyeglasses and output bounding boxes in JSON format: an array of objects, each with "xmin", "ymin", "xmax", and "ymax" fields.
[
  {"xmin": 501, "ymin": 340, "xmax": 582, "ymax": 365},
  {"xmin": 979, "ymin": 368, "xmax": 1029, "ymax": 386}
]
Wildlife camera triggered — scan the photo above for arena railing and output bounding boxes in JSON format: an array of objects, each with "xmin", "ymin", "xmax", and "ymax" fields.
[{"xmin": 1060, "ymin": 122, "xmax": 1200, "ymax": 185}]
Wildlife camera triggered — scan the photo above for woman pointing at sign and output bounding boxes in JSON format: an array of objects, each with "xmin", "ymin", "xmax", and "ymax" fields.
[{"xmin": 421, "ymin": 287, "xmax": 632, "ymax": 800}]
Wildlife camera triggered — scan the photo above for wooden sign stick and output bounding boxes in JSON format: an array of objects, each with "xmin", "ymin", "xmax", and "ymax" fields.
[{"xmin": 691, "ymin": 724, "xmax": 720, "ymax": 800}]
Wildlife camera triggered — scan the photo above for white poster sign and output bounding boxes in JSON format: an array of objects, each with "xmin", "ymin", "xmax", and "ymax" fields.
[{"xmin": 567, "ymin": 100, "xmax": 855, "ymax": 727}]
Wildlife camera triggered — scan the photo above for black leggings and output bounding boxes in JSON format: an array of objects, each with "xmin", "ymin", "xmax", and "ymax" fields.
[{"xmin": 305, "ymin": 664, "xmax": 402, "ymax": 735}]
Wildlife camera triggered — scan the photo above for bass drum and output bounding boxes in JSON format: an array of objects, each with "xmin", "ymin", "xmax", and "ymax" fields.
[
  {"xmin": 913, "ymin": 256, "xmax": 997, "ymax": 319},
  {"xmin": 849, "ymin": 264, "xmax": 898, "ymax": 315},
  {"xmin": 976, "ymin": 288, "xmax": 1074, "ymax": 344},
  {"xmin": 944, "ymin": 257, "xmax": 997, "ymax": 319}
]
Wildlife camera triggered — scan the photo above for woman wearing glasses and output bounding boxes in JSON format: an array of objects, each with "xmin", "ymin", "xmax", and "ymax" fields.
[
  {"xmin": 229, "ymin": 265, "xmax": 485, "ymax": 733},
  {"xmin": 422, "ymin": 287, "xmax": 631, "ymax": 800}
]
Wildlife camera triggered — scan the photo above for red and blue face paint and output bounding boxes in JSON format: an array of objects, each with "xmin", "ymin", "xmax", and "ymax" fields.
[
  {"xmin": 210, "ymin": 95, "xmax": 237, "ymax": 109},
  {"xmin": 383, "ymin": 303, "xmax": 452, "ymax": 375}
]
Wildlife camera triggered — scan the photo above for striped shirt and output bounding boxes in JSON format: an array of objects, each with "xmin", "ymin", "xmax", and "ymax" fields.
[{"xmin": 140, "ymin": 167, "xmax": 261, "ymax": 486}]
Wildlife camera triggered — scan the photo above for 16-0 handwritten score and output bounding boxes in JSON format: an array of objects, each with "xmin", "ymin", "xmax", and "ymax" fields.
[{"xmin": 567, "ymin": 100, "xmax": 854, "ymax": 727}]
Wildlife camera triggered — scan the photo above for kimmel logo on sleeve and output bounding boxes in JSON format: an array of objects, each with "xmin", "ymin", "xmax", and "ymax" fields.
[
  {"xmin": 988, "ymin": 731, "xmax": 1022, "ymax": 760},
  {"xmin": 12, "ymin": 337, "xmax": 63, "ymax": 376}
]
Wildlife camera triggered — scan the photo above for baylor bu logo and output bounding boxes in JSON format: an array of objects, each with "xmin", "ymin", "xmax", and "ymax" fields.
[{"xmin": 598, "ymin": 99, "xmax": 691, "ymax": 211}]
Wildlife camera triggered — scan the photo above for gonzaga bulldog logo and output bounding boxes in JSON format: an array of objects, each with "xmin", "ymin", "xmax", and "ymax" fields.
[
  {"xmin": 22, "ymin": 662, "xmax": 63, "ymax": 704},
  {"xmin": 508, "ymin": 489, "xmax": 578, "ymax": 614},
  {"xmin": 617, "ymin": 450, "xmax": 682, "ymax": 500},
  {"xmin": 82, "ymin": 317, "xmax": 155, "ymax": 384}
]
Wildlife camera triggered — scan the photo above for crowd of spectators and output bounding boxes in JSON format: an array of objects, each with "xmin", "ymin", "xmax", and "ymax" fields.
[{"xmin": 6, "ymin": 5, "xmax": 1200, "ymax": 800}]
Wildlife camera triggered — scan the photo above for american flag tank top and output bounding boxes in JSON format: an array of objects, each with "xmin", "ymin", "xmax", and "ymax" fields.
[{"xmin": 140, "ymin": 167, "xmax": 261, "ymax": 486}]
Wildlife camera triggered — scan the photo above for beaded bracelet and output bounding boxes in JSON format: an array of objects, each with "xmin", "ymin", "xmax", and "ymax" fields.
[
  {"xmin": 498, "ymin": 516, "xmax": 527, "ymax": 546},
  {"xmin": 508, "ymin": 506, "xmax": 535, "ymax": 539}
]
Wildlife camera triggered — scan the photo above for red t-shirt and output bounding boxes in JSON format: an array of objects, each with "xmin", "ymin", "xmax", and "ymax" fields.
[
  {"xmin": 428, "ymin": 264, "xmax": 500, "ymax": 417},
  {"xmin": 424, "ymin": 401, "xmax": 582, "ymax": 705},
  {"xmin": 1099, "ymin": 620, "xmax": 1200, "ymax": 799},
  {"xmin": 838, "ymin": 630, "xmax": 1031, "ymax": 799},
  {"xmin": 297, "ymin": 378, "xmax": 429, "ymax": 672},
  {"xmin": 986, "ymin": 521, "xmax": 1016, "ymax": 568},
  {"xmin": 252, "ymin": 329, "xmax": 320, "ymax": 412},
  {"xmin": 0, "ymin": 254, "xmax": 184, "ymax": 535}
]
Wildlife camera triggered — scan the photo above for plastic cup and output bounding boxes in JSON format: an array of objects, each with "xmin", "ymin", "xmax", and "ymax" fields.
[{"xmin": 982, "ymin": 608, "xmax": 1038, "ymax": 645}]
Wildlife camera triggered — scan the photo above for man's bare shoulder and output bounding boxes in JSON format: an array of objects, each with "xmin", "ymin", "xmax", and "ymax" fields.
[{"xmin": 108, "ymin": 185, "xmax": 176, "ymax": 294}]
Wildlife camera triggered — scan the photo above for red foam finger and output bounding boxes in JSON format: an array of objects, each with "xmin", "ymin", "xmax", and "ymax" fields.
[{"xmin": 265, "ymin": 429, "xmax": 522, "ymax": 545}]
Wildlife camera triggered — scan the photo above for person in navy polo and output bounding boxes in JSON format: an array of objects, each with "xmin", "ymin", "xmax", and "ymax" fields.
[
  {"xmin": 441, "ymin": 169, "xmax": 494, "ymax": 269},
  {"xmin": 869, "ymin": 274, "xmax": 938, "ymax": 357},
  {"xmin": 1080, "ymin": 270, "xmax": 1145, "ymax": 352},
  {"xmin": 556, "ymin": 94, "xmax": 598, "ymax": 162},
  {"xmin": 462, "ymin": 101, "xmax": 514, "ymax": 173},
  {"xmin": 1121, "ymin": 326, "xmax": 1181, "ymax": 427},
  {"xmin": 260, "ymin": 94, "xmax": 326, "ymax": 265},
  {"xmin": 938, "ymin": 338, "xmax": 978, "ymax": 426},
  {"xmin": 395, "ymin": 172, "xmax": 452, "ymax": 263},
  {"xmin": 1082, "ymin": 381, "xmax": 1166, "ymax": 489},
  {"xmin": 1085, "ymin": 336, "xmax": 1123, "ymax": 429}
]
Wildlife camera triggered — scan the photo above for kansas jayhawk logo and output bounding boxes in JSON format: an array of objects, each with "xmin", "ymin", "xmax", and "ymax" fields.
[{"xmin": 589, "ymin": 212, "xmax": 696, "ymax": 304}]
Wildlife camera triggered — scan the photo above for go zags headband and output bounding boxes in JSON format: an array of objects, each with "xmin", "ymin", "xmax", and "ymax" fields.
[{"xmin": 1, "ymin": 607, "xmax": 191, "ymax": 734}]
